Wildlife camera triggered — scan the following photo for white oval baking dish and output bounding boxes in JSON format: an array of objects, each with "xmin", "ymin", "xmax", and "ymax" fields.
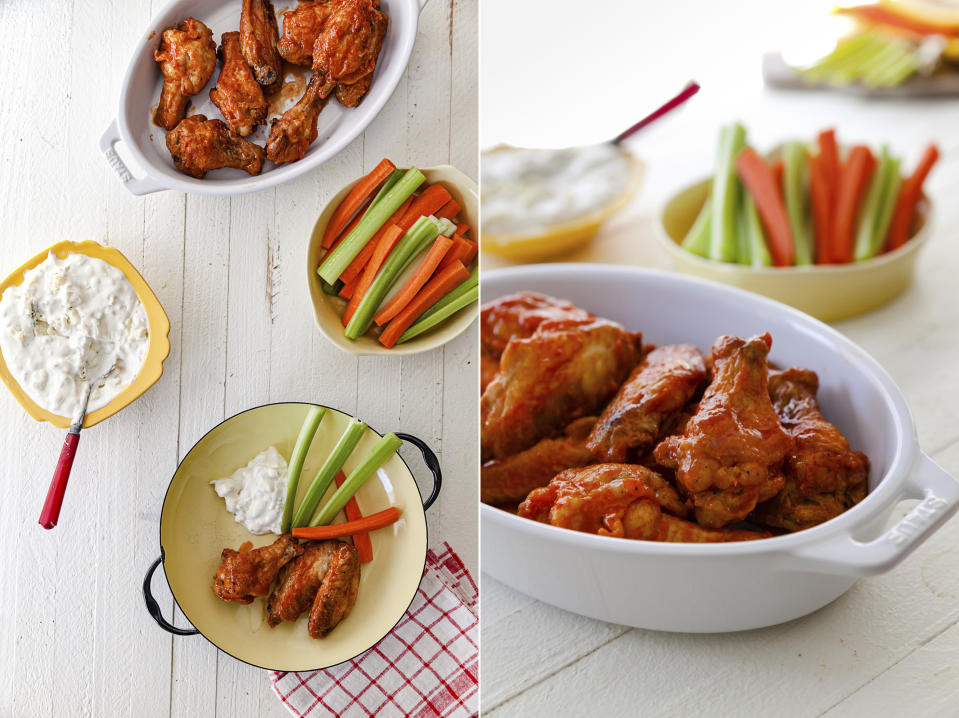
[
  {"xmin": 100, "ymin": 0, "xmax": 426, "ymax": 195},
  {"xmin": 481, "ymin": 263, "xmax": 959, "ymax": 633}
]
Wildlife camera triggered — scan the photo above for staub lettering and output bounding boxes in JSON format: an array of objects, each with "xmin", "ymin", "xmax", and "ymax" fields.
[
  {"xmin": 885, "ymin": 497, "xmax": 948, "ymax": 546},
  {"xmin": 104, "ymin": 148, "xmax": 133, "ymax": 183}
]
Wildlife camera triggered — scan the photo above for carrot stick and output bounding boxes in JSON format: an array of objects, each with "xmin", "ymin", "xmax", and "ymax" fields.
[
  {"xmin": 833, "ymin": 145, "xmax": 876, "ymax": 264},
  {"xmin": 338, "ymin": 196, "xmax": 413, "ymax": 284},
  {"xmin": 322, "ymin": 159, "xmax": 396, "ymax": 248},
  {"xmin": 735, "ymin": 148, "xmax": 795, "ymax": 267},
  {"xmin": 455, "ymin": 222, "xmax": 470, "ymax": 238},
  {"xmin": 818, "ymin": 129, "xmax": 840, "ymax": 197},
  {"xmin": 885, "ymin": 143, "xmax": 939, "ymax": 252},
  {"xmin": 398, "ymin": 184, "xmax": 452, "ymax": 230},
  {"xmin": 437, "ymin": 235, "xmax": 475, "ymax": 271},
  {"xmin": 342, "ymin": 224, "xmax": 405, "ymax": 326},
  {"xmin": 291, "ymin": 507, "xmax": 401, "ymax": 539},
  {"xmin": 379, "ymin": 261, "xmax": 471, "ymax": 349},
  {"xmin": 339, "ymin": 275, "xmax": 360, "ymax": 299},
  {"xmin": 435, "ymin": 198, "xmax": 461, "ymax": 221},
  {"xmin": 772, "ymin": 160, "xmax": 785, "ymax": 198},
  {"xmin": 330, "ymin": 196, "xmax": 374, "ymax": 252},
  {"xmin": 334, "ymin": 470, "xmax": 373, "ymax": 563},
  {"xmin": 374, "ymin": 235, "xmax": 454, "ymax": 326},
  {"xmin": 808, "ymin": 154, "xmax": 833, "ymax": 264}
]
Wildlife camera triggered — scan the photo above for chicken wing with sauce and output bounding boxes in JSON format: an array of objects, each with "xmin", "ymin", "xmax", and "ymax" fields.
[
  {"xmin": 587, "ymin": 344, "xmax": 707, "ymax": 463},
  {"xmin": 241, "ymin": 0, "xmax": 283, "ymax": 91},
  {"xmin": 266, "ymin": 75, "xmax": 335, "ymax": 163},
  {"xmin": 654, "ymin": 334, "xmax": 793, "ymax": 528},
  {"xmin": 481, "ymin": 315, "xmax": 642, "ymax": 461},
  {"xmin": 520, "ymin": 464, "xmax": 767, "ymax": 543},
  {"xmin": 166, "ymin": 115, "xmax": 266, "ymax": 178},
  {"xmin": 277, "ymin": 1, "xmax": 333, "ymax": 67},
  {"xmin": 752, "ymin": 368, "xmax": 869, "ymax": 531},
  {"xmin": 312, "ymin": 0, "xmax": 388, "ymax": 88},
  {"xmin": 267, "ymin": 540, "xmax": 360, "ymax": 636},
  {"xmin": 213, "ymin": 534, "xmax": 302, "ymax": 604},
  {"xmin": 481, "ymin": 416, "xmax": 598, "ymax": 506},
  {"xmin": 210, "ymin": 32, "xmax": 269, "ymax": 137},
  {"xmin": 153, "ymin": 18, "xmax": 217, "ymax": 130}
]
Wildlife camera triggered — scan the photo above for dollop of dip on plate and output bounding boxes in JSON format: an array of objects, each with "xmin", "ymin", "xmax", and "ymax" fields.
[
  {"xmin": 481, "ymin": 144, "xmax": 633, "ymax": 235},
  {"xmin": 211, "ymin": 446, "xmax": 289, "ymax": 535},
  {"xmin": 0, "ymin": 252, "xmax": 149, "ymax": 417}
]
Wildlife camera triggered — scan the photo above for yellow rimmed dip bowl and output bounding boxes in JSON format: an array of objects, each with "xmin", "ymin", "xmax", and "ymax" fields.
[
  {"xmin": 0, "ymin": 240, "xmax": 171, "ymax": 428},
  {"xmin": 481, "ymin": 145, "xmax": 645, "ymax": 262}
]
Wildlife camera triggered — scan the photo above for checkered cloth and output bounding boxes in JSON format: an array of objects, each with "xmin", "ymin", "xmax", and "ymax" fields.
[{"xmin": 271, "ymin": 542, "xmax": 478, "ymax": 717}]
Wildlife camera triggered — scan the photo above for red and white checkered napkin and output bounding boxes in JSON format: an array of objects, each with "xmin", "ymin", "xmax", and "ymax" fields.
[{"xmin": 271, "ymin": 542, "xmax": 478, "ymax": 718}]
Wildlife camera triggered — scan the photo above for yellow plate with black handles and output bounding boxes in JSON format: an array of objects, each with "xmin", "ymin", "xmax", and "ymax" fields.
[
  {"xmin": 143, "ymin": 402, "xmax": 440, "ymax": 672},
  {"xmin": 0, "ymin": 240, "xmax": 171, "ymax": 428}
]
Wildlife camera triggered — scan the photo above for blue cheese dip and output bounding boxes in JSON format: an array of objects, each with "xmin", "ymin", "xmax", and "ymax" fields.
[
  {"xmin": 481, "ymin": 144, "xmax": 633, "ymax": 235},
  {"xmin": 0, "ymin": 252, "xmax": 149, "ymax": 417},
  {"xmin": 211, "ymin": 446, "xmax": 289, "ymax": 535}
]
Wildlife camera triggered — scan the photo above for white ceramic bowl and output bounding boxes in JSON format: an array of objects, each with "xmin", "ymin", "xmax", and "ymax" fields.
[
  {"xmin": 100, "ymin": 0, "xmax": 425, "ymax": 195},
  {"xmin": 481, "ymin": 263, "xmax": 959, "ymax": 633}
]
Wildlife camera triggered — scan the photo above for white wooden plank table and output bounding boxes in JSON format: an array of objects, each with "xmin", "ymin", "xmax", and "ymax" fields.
[
  {"xmin": 0, "ymin": 0, "xmax": 477, "ymax": 715},
  {"xmin": 480, "ymin": 1, "xmax": 959, "ymax": 714}
]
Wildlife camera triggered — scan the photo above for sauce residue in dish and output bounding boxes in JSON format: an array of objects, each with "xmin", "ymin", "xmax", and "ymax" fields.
[
  {"xmin": 481, "ymin": 144, "xmax": 633, "ymax": 235},
  {"xmin": 211, "ymin": 446, "xmax": 289, "ymax": 535},
  {"xmin": 0, "ymin": 252, "xmax": 149, "ymax": 417}
]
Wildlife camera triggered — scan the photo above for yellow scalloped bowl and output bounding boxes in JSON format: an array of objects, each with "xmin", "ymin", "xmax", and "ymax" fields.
[
  {"xmin": 481, "ymin": 146, "xmax": 645, "ymax": 262},
  {"xmin": 0, "ymin": 240, "xmax": 171, "ymax": 429}
]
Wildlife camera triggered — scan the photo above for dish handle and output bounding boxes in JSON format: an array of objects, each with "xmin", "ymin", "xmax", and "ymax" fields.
[
  {"xmin": 785, "ymin": 453, "xmax": 959, "ymax": 576},
  {"xmin": 143, "ymin": 555, "xmax": 200, "ymax": 636},
  {"xmin": 396, "ymin": 432, "xmax": 442, "ymax": 510},
  {"xmin": 99, "ymin": 120, "xmax": 166, "ymax": 196}
]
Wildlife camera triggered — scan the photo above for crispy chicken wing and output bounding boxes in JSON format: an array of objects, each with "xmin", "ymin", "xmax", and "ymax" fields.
[
  {"xmin": 266, "ymin": 75, "xmax": 335, "ymax": 163},
  {"xmin": 653, "ymin": 334, "xmax": 793, "ymax": 528},
  {"xmin": 309, "ymin": 541, "xmax": 360, "ymax": 638},
  {"xmin": 481, "ymin": 417, "xmax": 597, "ymax": 506},
  {"xmin": 312, "ymin": 0, "xmax": 387, "ymax": 86},
  {"xmin": 166, "ymin": 115, "xmax": 266, "ymax": 178},
  {"xmin": 519, "ymin": 463, "xmax": 767, "ymax": 542},
  {"xmin": 153, "ymin": 18, "xmax": 217, "ymax": 130},
  {"xmin": 481, "ymin": 316, "xmax": 642, "ymax": 461},
  {"xmin": 587, "ymin": 344, "xmax": 708, "ymax": 463},
  {"xmin": 752, "ymin": 368, "xmax": 869, "ymax": 531},
  {"xmin": 277, "ymin": 1, "xmax": 333, "ymax": 67},
  {"xmin": 210, "ymin": 32, "xmax": 269, "ymax": 136},
  {"xmin": 241, "ymin": 0, "xmax": 283, "ymax": 91},
  {"xmin": 333, "ymin": 7, "xmax": 386, "ymax": 106},
  {"xmin": 213, "ymin": 534, "xmax": 302, "ymax": 604}
]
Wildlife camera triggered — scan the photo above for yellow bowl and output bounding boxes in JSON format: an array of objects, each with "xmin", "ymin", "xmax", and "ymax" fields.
[
  {"xmin": 307, "ymin": 165, "xmax": 479, "ymax": 356},
  {"xmin": 656, "ymin": 178, "xmax": 932, "ymax": 322},
  {"xmin": 0, "ymin": 240, "xmax": 171, "ymax": 428},
  {"xmin": 152, "ymin": 402, "xmax": 433, "ymax": 671},
  {"xmin": 481, "ymin": 145, "xmax": 644, "ymax": 262}
]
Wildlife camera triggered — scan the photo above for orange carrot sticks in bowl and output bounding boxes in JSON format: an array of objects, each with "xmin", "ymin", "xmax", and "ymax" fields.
[
  {"xmin": 885, "ymin": 144, "xmax": 939, "ymax": 252},
  {"xmin": 735, "ymin": 148, "xmax": 794, "ymax": 267},
  {"xmin": 833, "ymin": 146, "xmax": 876, "ymax": 263},
  {"xmin": 322, "ymin": 159, "xmax": 396, "ymax": 248}
]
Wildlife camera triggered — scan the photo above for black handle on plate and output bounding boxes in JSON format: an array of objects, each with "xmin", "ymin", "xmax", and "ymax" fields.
[
  {"xmin": 396, "ymin": 432, "xmax": 442, "ymax": 510},
  {"xmin": 143, "ymin": 556, "xmax": 199, "ymax": 636}
]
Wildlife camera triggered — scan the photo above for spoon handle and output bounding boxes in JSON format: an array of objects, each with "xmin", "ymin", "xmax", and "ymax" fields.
[
  {"xmin": 612, "ymin": 80, "xmax": 701, "ymax": 145},
  {"xmin": 39, "ymin": 432, "xmax": 81, "ymax": 530}
]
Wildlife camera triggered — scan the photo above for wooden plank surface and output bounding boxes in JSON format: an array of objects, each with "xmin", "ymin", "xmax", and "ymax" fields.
[
  {"xmin": 480, "ymin": 0, "xmax": 959, "ymax": 714},
  {"xmin": 0, "ymin": 0, "xmax": 477, "ymax": 715}
]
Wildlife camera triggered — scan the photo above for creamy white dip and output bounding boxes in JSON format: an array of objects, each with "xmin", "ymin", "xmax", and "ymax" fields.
[
  {"xmin": 481, "ymin": 144, "xmax": 632, "ymax": 235},
  {"xmin": 211, "ymin": 446, "xmax": 289, "ymax": 535},
  {"xmin": 0, "ymin": 252, "xmax": 150, "ymax": 417}
]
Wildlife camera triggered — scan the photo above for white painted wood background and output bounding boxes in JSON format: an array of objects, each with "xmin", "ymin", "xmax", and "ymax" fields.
[
  {"xmin": 0, "ymin": 0, "xmax": 477, "ymax": 715},
  {"xmin": 481, "ymin": 0, "xmax": 959, "ymax": 715}
]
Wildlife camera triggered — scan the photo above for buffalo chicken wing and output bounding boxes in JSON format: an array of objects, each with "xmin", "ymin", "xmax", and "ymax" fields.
[
  {"xmin": 266, "ymin": 75, "xmax": 335, "ymax": 163},
  {"xmin": 214, "ymin": 534, "xmax": 302, "ymax": 604},
  {"xmin": 241, "ymin": 0, "xmax": 284, "ymax": 91},
  {"xmin": 210, "ymin": 32, "xmax": 269, "ymax": 136},
  {"xmin": 166, "ymin": 115, "xmax": 266, "ymax": 178},
  {"xmin": 277, "ymin": 1, "xmax": 334, "ymax": 66},
  {"xmin": 153, "ymin": 18, "xmax": 217, "ymax": 130},
  {"xmin": 312, "ymin": 0, "xmax": 387, "ymax": 87}
]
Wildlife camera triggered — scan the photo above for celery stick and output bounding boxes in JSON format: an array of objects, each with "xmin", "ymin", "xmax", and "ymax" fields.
[
  {"xmin": 398, "ymin": 285, "xmax": 479, "ymax": 344},
  {"xmin": 709, "ymin": 124, "xmax": 746, "ymax": 263},
  {"xmin": 783, "ymin": 141, "xmax": 813, "ymax": 265},
  {"xmin": 343, "ymin": 217, "xmax": 442, "ymax": 340},
  {"xmin": 870, "ymin": 161, "xmax": 902, "ymax": 256},
  {"xmin": 317, "ymin": 168, "xmax": 425, "ymax": 284},
  {"xmin": 802, "ymin": 34, "xmax": 874, "ymax": 81},
  {"xmin": 281, "ymin": 406, "xmax": 326, "ymax": 533},
  {"xmin": 415, "ymin": 265, "xmax": 478, "ymax": 325},
  {"xmin": 292, "ymin": 418, "xmax": 368, "ymax": 528},
  {"xmin": 863, "ymin": 44, "xmax": 916, "ymax": 87},
  {"xmin": 681, "ymin": 197, "xmax": 712, "ymax": 257},
  {"xmin": 743, "ymin": 192, "xmax": 773, "ymax": 267},
  {"xmin": 368, "ymin": 168, "xmax": 405, "ymax": 209},
  {"xmin": 830, "ymin": 35, "xmax": 887, "ymax": 85},
  {"xmin": 311, "ymin": 432, "xmax": 403, "ymax": 526},
  {"xmin": 854, "ymin": 147, "xmax": 895, "ymax": 262},
  {"xmin": 735, "ymin": 197, "xmax": 751, "ymax": 266}
]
